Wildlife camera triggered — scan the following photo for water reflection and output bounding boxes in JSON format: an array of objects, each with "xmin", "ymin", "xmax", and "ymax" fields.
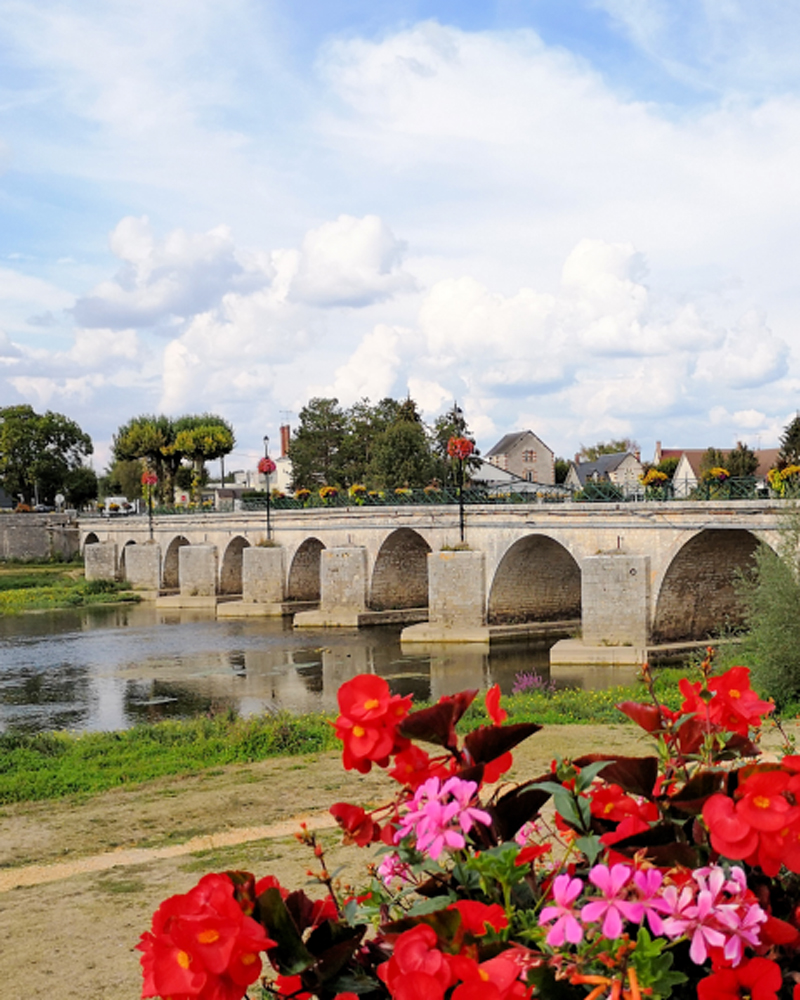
[{"xmin": 0, "ymin": 604, "xmax": 640, "ymax": 734}]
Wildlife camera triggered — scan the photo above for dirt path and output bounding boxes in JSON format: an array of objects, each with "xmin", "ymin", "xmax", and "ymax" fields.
[{"xmin": 0, "ymin": 722, "xmax": 790, "ymax": 999}]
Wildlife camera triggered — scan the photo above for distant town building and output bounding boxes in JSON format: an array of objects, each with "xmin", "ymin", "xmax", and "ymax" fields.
[
  {"xmin": 565, "ymin": 451, "xmax": 644, "ymax": 495},
  {"xmin": 484, "ymin": 431, "xmax": 555, "ymax": 484}
]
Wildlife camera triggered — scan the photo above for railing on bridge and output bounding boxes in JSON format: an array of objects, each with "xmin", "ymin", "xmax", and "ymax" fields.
[{"xmin": 80, "ymin": 477, "xmax": 783, "ymax": 518}]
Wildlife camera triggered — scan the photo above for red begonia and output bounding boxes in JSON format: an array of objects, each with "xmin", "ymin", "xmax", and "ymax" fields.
[{"xmin": 697, "ymin": 956, "xmax": 781, "ymax": 1000}]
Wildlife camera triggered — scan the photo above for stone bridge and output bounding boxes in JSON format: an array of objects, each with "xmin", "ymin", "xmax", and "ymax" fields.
[{"xmin": 81, "ymin": 500, "xmax": 786, "ymax": 651}]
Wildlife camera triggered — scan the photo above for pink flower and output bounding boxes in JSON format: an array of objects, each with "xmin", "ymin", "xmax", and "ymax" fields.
[
  {"xmin": 580, "ymin": 864, "xmax": 636, "ymax": 940},
  {"xmin": 631, "ymin": 868, "xmax": 665, "ymax": 935},
  {"xmin": 396, "ymin": 777, "xmax": 491, "ymax": 862},
  {"xmin": 539, "ymin": 874, "xmax": 584, "ymax": 947}
]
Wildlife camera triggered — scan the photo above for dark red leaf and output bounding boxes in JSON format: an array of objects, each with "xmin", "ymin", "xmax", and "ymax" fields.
[
  {"xmin": 463, "ymin": 722, "xmax": 542, "ymax": 765},
  {"xmin": 616, "ymin": 702, "xmax": 664, "ymax": 733},
  {"xmin": 399, "ymin": 691, "xmax": 478, "ymax": 749},
  {"xmin": 489, "ymin": 782, "xmax": 552, "ymax": 841},
  {"xmin": 572, "ymin": 754, "xmax": 659, "ymax": 799},
  {"xmin": 664, "ymin": 769, "xmax": 729, "ymax": 814}
]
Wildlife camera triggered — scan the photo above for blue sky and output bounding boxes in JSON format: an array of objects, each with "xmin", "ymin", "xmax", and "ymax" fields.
[{"xmin": 2, "ymin": 0, "xmax": 800, "ymax": 471}]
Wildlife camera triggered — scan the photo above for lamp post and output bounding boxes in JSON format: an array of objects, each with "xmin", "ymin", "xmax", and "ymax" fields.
[
  {"xmin": 142, "ymin": 470, "xmax": 158, "ymax": 541},
  {"xmin": 258, "ymin": 437, "xmax": 276, "ymax": 542},
  {"xmin": 447, "ymin": 436, "xmax": 475, "ymax": 544}
]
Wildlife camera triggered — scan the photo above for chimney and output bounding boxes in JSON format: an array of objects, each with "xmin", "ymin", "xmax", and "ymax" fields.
[
  {"xmin": 280, "ymin": 424, "xmax": 290, "ymax": 458},
  {"xmin": 574, "ymin": 453, "xmax": 580, "ymax": 464},
  {"xmin": 655, "ymin": 440, "xmax": 662, "ymax": 463}
]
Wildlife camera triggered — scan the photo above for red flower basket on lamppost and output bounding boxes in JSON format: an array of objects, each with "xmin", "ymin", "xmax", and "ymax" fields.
[
  {"xmin": 258, "ymin": 450, "xmax": 277, "ymax": 541},
  {"xmin": 447, "ymin": 436, "xmax": 474, "ymax": 543},
  {"xmin": 141, "ymin": 470, "xmax": 158, "ymax": 540}
]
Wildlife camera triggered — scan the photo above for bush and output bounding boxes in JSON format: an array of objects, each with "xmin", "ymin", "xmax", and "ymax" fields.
[{"xmin": 737, "ymin": 506, "xmax": 800, "ymax": 708}]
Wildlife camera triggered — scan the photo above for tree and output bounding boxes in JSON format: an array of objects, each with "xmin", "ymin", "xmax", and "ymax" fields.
[
  {"xmin": 779, "ymin": 415, "xmax": 800, "ymax": 469},
  {"xmin": 0, "ymin": 405, "xmax": 94, "ymax": 505},
  {"xmin": 370, "ymin": 398, "xmax": 436, "ymax": 490},
  {"xmin": 699, "ymin": 447, "xmax": 728, "ymax": 478},
  {"xmin": 726, "ymin": 441, "xmax": 758, "ymax": 478},
  {"xmin": 172, "ymin": 415, "xmax": 235, "ymax": 502},
  {"xmin": 578, "ymin": 438, "xmax": 639, "ymax": 461},
  {"xmin": 101, "ymin": 458, "xmax": 145, "ymax": 500},
  {"xmin": 64, "ymin": 466, "xmax": 99, "ymax": 509},
  {"xmin": 289, "ymin": 398, "xmax": 349, "ymax": 489},
  {"xmin": 554, "ymin": 458, "xmax": 570, "ymax": 484},
  {"xmin": 113, "ymin": 415, "xmax": 176, "ymax": 504},
  {"xmin": 337, "ymin": 398, "xmax": 400, "ymax": 487}
]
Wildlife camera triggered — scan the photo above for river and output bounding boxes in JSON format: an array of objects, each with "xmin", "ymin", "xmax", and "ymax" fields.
[{"xmin": 0, "ymin": 604, "xmax": 640, "ymax": 734}]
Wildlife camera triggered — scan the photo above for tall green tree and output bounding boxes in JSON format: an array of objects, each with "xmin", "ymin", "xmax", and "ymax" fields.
[
  {"xmin": 337, "ymin": 398, "xmax": 400, "ymax": 486},
  {"xmin": 726, "ymin": 441, "xmax": 758, "ymax": 478},
  {"xmin": 289, "ymin": 398, "xmax": 349, "ymax": 489},
  {"xmin": 370, "ymin": 398, "xmax": 436, "ymax": 490},
  {"xmin": 779, "ymin": 415, "xmax": 800, "ymax": 468},
  {"xmin": 699, "ymin": 447, "xmax": 728, "ymax": 477},
  {"xmin": 0, "ymin": 405, "xmax": 94, "ymax": 505}
]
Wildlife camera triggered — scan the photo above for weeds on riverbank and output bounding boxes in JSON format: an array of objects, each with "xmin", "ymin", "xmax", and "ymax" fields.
[
  {"xmin": 0, "ymin": 562, "xmax": 139, "ymax": 614},
  {"xmin": 0, "ymin": 712, "xmax": 339, "ymax": 804}
]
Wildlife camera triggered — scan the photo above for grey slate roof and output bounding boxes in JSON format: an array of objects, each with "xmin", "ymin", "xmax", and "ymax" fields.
[{"xmin": 570, "ymin": 452, "xmax": 631, "ymax": 486}]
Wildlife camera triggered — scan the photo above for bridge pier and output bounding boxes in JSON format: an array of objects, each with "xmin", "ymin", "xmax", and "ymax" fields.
[
  {"xmin": 402, "ymin": 550, "xmax": 489, "ymax": 643},
  {"xmin": 294, "ymin": 546, "xmax": 368, "ymax": 627},
  {"xmin": 85, "ymin": 541, "xmax": 118, "ymax": 581},
  {"xmin": 551, "ymin": 554, "xmax": 650, "ymax": 665},
  {"xmin": 123, "ymin": 542, "xmax": 161, "ymax": 592},
  {"xmin": 157, "ymin": 544, "xmax": 218, "ymax": 608},
  {"xmin": 218, "ymin": 546, "xmax": 288, "ymax": 617}
]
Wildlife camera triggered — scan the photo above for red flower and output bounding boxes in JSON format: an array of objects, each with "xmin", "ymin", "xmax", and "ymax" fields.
[
  {"xmin": 707, "ymin": 667, "xmax": 774, "ymax": 734},
  {"xmin": 137, "ymin": 873, "xmax": 273, "ymax": 1000},
  {"xmin": 257, "ymin": 457, "xmax": 276, "ymax": 475},
  {"xmin": 448, "ymin": 900, "xmax": 508, "ymax": 935},
  {"xmin": 447, "ymin": 436, "xmax": 474, "ymax": 461},
  {"xmin": 377, "ymin": 924, "xmax": 455, "ymax": 1000},
  {"xmin": 486, "ymin": 684, "xmax": 507, "ymax": 725},
  {"xmin": 334, "ymin": 675, "xmax": 412, "ymax": 772},
  {"xmin": 697, "ymin": 957, "xmax": 781, "ymax": 1000},
  {"xmin": 141, "ymin": 470, "xmax": 158, "ymax": 486},
  {"xmin": 329, "ymin": 802, "xmax": 380, "ymax": 846},
  {"xmin": 389, "ymin": 745, "xmax": 449, "ymax": 789}
]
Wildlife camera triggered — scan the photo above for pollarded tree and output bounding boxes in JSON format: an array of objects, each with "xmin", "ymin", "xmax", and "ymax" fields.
[
  {"xmin": 578, "ymin": 438, "xmax": 639, "ymax": 461},
  {"xmin": 0, "ymin": 405, "xmax": 93, "ymax": 505},
  {"xmin": 113, "ymin": 415, "xmax": 176, "ymax": 504},
  {"xmin": 172, "ymin": 415, "xmax": 235, "ymax": 503}
]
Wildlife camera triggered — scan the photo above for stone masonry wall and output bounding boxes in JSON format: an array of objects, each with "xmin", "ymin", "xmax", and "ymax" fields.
[{"xmin": 0, "ymin": 514, "xmax": 79, "ymax": 561}]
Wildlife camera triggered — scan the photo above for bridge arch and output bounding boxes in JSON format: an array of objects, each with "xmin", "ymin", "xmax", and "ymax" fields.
[
  {"xmin": 370, "ymin": 528, "xmax": 431, "ymax": 610},
  {"xmin": 288, "ymin": 538, "xmax": 325, "ymax": 601},
  {"xmin": 652, "ymin": 528, "xmax": 760, "ymax": 642},
  {"xmin": 119, "ymin": 539, "xmax": 137, "ymax": 578},
  {"xmin": 488, "ymin": 534, "xmax": 582, "ymax": 624},
  {"xmin": 163, "ymin": 536, "xmax": 190, "ymax": 590},
  {"xmin": 220, "ymin": 536, "xmax": 250, "ymax": 595},
  {"xmin": 82, "ymin": 531, "xmax": 99, "ymax": 551}
]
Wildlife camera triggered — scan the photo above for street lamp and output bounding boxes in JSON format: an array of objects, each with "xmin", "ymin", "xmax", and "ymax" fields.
[
  {"xmin": 142, "ymin": 470, "xmax": 158, "ymax": 541},
  {"xmin": 447, "ymin": 436, "xmax": 475, "ymax": 544},
  {"xmin": 258, "ymin": 436, "xmax": 276, "ymax": 541}
]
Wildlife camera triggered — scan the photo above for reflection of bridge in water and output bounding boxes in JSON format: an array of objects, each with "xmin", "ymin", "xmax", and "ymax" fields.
[{"xmin": 82, "ymin": 500, "xmax": 783, "ymax": 662}]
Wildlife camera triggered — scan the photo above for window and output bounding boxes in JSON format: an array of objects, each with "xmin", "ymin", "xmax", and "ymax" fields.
[{"xmin": 522, "ymin": 450, "xmax": 537, "ymax": 463}]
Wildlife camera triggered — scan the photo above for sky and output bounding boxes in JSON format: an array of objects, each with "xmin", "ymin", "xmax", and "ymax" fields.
[{"xmin": 2, "ymin": 0, "xmax": 800, "ymax": 473}]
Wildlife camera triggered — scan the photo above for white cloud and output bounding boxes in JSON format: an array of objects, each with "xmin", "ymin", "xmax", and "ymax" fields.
[
  {"xmin": 320, "ymin": 324, "xmax": 402, "ymax": 404},
  {"xmin": 69, "ymin": 328, "xmax": 140, "ymax": 366},
  {"xmin": 287, "ymin": 215, "xmax": 415, "ymax": 307},
  {"xmin": 694, "ymin": 312, "xmax": 788, "ymax": 389},
  {"xmin": 72, "ymin": 217, "xmax": 272, "ymax": 329}
]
